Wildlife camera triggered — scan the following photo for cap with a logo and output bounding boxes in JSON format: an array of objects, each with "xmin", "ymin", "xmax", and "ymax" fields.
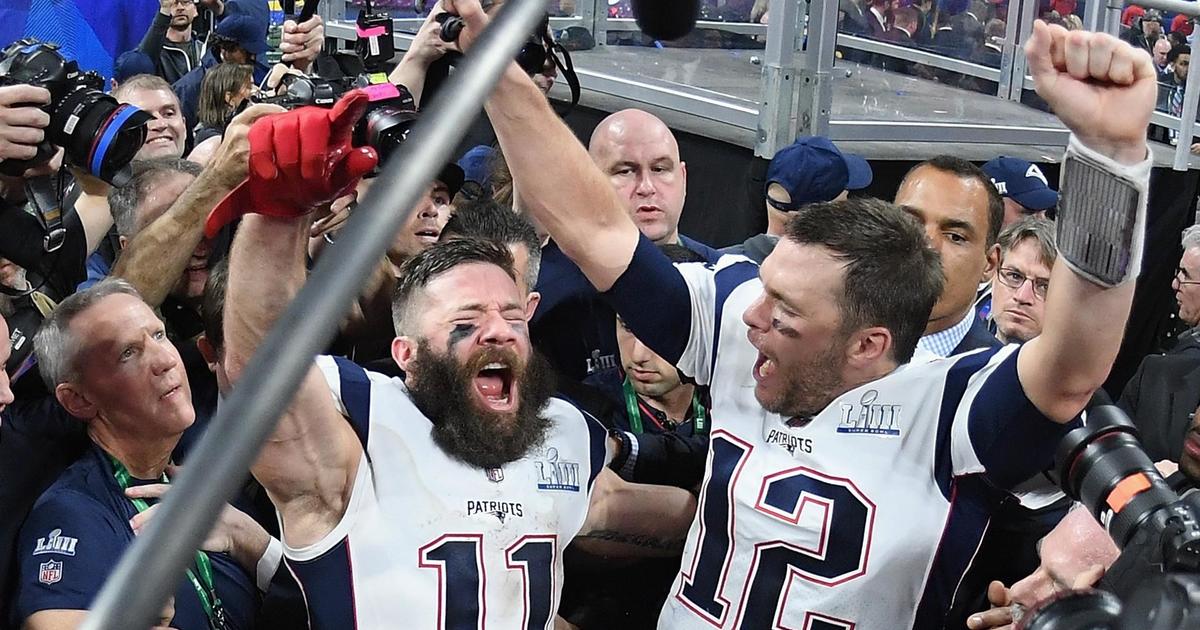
[
  {"xmin": 981, "ymin": 156, "xmax": 1058, "ymax": 211},
  {"xmin": 765, "ymin": 136, "xmax": 873, "ymax": 211},
  {"xmin": 215, "ymin": 6, "xmax": 270, "ymax": 55}
]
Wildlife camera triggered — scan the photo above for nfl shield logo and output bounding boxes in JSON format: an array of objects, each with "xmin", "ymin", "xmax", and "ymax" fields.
[
  {"xmin": 38, "ymin": 560, "xmax": 62, "ymax": 585},
  {"xmin": 485, "ymin": 467, "xmax": 504, "ymax": 483}
]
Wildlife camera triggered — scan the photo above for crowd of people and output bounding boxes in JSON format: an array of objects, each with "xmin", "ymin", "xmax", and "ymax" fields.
[{"xmin": 0, "ymin": 0, "xmax": 1190, "ymax": 628}]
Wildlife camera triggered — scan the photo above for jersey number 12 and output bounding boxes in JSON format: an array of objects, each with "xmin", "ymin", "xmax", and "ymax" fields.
[{"xmin": 677, "ymin": 431, "xmax": 876, "ymax": 629}]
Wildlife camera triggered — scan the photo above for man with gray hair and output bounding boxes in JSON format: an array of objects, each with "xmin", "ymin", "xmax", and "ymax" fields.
[
  {"xmin": 10, "ymin": 279, "xmax": 277, "ymax": 630},
  {"xmin": 989, "ymin": 217, "xmax": 1058, "ymax": 343}
]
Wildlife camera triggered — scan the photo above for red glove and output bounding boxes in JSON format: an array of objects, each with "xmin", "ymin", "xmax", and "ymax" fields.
[{"xmin": 204, "ymin": 90, "xmax": 379, "ymax": 238}]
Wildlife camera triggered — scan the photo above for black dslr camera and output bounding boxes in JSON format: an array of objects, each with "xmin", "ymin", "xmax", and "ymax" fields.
[
  {"xmin": 0, "ymin": 39, "xmax": 151, "ymax": 186},
  {"xmin": 1019, "ymin": 405, "xmax": 1200, "ymax": 629}
]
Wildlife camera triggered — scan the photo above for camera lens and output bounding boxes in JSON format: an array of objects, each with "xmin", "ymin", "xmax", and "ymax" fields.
[
  {"xmin": 50, "ymin": 89, "xmax": 152, "ymax": 187},
  {"xmin": 363, "ymin": 106, "xmax": 418, "ymax": 165}
]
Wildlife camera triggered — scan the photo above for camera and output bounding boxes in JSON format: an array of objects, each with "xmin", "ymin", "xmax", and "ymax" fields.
[
  {"xmin": 1017, "ymin": 405, "xmax": 1200, "ymax": 629},
  {"xmin": 0, "ymin": 39, "xmax": 152, "ymax": 186}
]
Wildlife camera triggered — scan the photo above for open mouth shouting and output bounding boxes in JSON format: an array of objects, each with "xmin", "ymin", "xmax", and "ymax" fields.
[{"xmin": 473, "ymin": 361, "xmax": 516, "ymax": 412}]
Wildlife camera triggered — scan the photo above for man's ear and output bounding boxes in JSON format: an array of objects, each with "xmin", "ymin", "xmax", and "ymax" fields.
[
  {"xmin": 984, "ymin": 243, "xmax": 1001, "ymax": 280},
  {"xmin": 56, "ymin": 382, "xmax": 98, "ymax": 421},
  {"xmin": 845, "ymin": 326, "xmax": 892, "ymax": 369},
  {"xmin": 392, "ymin": 336, "xmax": 418, "ymax": 372},
  {"xmin": 525, "ymin": 291, "xmax": 541, "ymax": 321},
  {"xmin": 118, "ymin": 235, "xmax": 128, "ymax": 250}
]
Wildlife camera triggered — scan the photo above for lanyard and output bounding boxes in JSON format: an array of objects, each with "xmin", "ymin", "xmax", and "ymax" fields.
[
  {"xmin": 621, "ymin": 377, "xmax": 707, "ymax": 435},
  {"xmin": 107, "ymin": 454, "xmax": 227, "ymax": 630}
]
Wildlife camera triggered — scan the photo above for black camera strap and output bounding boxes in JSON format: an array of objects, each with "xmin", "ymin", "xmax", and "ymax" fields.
[
  {"xmin": 24, "ymin": 173, "xmax": 66, "ymax": 254},
  {"xmin": 546, "ymin": 36, "xmax": 581, "ymax": 114}
]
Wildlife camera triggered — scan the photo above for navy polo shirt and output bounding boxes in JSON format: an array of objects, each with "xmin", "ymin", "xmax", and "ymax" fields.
[{"xmin": 12, "ymin": 444, "xmax": 257, "ymax": 629}]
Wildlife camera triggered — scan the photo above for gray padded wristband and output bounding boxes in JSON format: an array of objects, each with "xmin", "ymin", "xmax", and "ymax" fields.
[{"xmin": 1056, "ymin": 135, "xmax": 1150, "ymax": 287}]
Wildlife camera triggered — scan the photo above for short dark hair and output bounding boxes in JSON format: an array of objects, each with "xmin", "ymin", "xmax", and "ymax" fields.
[
  {"xmin": 392, "ymin": 238, "xmax": 517, "ymax": 335},
  {"xmin": 904, "ymin": 155, "xmax": 1005, "ymax": 247},
  {"xmin": 783, "ymin": 198, "xmax": 944, "ymax": 363},
  {"xmin": 202, "ymin": 258, "xmax": 229, "ymax": 352},
  {"xmin": 441, "ymin": 198, "xmax": 541, "ymax": 289},
  {"xmin": 108, "ymin": 158, "xmax": 202, "ymax": 237},
  {"xmin": 1169, "ymin": 44, "xmax": 1191, "ymax": 65}
]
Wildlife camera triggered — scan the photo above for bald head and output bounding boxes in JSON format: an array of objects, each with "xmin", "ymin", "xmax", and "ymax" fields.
[{"xmin": 589, "ymin": 109, "xmax": 688, "ymax": 244}]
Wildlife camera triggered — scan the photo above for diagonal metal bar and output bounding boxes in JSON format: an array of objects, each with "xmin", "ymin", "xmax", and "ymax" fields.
[{"xmin": 81, "ymin": 0, "xmax": 549, "ymax": 627}]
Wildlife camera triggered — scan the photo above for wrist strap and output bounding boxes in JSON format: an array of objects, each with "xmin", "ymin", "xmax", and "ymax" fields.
[
  {"xmin": 256, "ymin": 537, "xmax": 284, "ymax": 593},
  {"xmin": 1056, "ymin": 135, "xmax": 1151, "ymax": 287}
]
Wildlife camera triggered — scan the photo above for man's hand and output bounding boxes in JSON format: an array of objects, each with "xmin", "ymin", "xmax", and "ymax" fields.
[
  {"xmin": 1024, "ymin": 20, "xmax": 1155, "ymax": 164},
  {"xmin": 206, "ymin": 103, "xmax": 286, "ymax": 190},
  {"xmin": 158, "ymin": 0, "xmax": 176, "ymax": 16},
  {"xmin": 408, "ymin": 2, "xmax": 460, "ymax": 66},
  {"xmin": 127, "ymin": 483, "xmax": 271, "ymax": 574},
  {"xmin": 967, "ymin": 581, "xmax": 1014, "ymax": 630},
  {"xmin": 442, "ymin": 0, "xmax": 490, "ymax": 52},
  {"xmin": 281, "ymin": 15, "xmax": 325, "ymax": 73},
  {"xmin": 0, "ymin": 85, "xmax": 50, "ymax": 164},
  {"xmin": 204, "ymin": 90, "xmax": 378, "ymax": 238}
]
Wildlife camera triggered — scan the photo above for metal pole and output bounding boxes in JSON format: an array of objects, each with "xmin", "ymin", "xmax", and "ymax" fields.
[
  {"xmin": 998, "ymin": 0, "xmax": 1024, "ymax": 100},
  {"xmin": 592, "ymin": 0, "xmax": 608, "ymax": 46},
  {"xmin": 1173, "ymin": 29, "xmax": 1200, "ymax": 170},
  {"xmin": 754, "ymin": 0, "xmax": 799, "ymax": 157},
  {"xmin": 1083, "ymin": 0, "xmax": 1102, "ymax": 32},
  {"xmin": 797, "ymin": 0, "xmax": 839, "ymax": 138},
  {"xmin": 1104, "ymin": 0, "xmax": 1123, "ymax": 36},
  {"xmin": 80, "ymin": 0, "xmax": 551, "ymax": 627}
]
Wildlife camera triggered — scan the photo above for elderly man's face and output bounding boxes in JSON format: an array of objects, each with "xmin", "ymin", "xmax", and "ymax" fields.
[
  {"xmin": 65, "ymin": 293, "xmax": 194, "ymax": 435},
  {"xmin": 1154, "ymin": 38, "xmax": 1172, "ymax": 66},
  {"xmin": 1173, "ymin": 247, "xmax": 1200, "ymax": 326}
]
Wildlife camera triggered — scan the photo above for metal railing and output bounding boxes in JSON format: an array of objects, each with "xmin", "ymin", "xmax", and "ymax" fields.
[{"xmin": 80, "ymin": 0, "xmax": 551, "ymax": 627}]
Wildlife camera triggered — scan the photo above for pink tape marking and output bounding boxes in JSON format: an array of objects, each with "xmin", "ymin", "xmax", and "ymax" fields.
[
  {"xmin": 357, "ymin": 25, "xmax": 387, "ymax": 37},
  {"xmin": 362, "ymin": 83, "xmax": 400, "ymax": 102}
]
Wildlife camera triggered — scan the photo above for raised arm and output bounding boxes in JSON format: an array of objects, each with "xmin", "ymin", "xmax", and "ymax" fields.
[
  {"xmin": 1017, "ymin": 22, "xmax": 1156, "ymax": 423},
  {"xmin": 221, "ymin": 95, "xmax": 378, "ymax": 547},
  {"xmin": 388, "ymin": 2, "xmax": 457, "ymax": 107},
  {"xmin": 112, "ymin": 105, "xmax": 280, "ymax": 307},
  {"xmin": 136, "ymin": 2, "xmax": 172, "ymax": 65},
  {"xmin": 445, "ymin": 0, "xmax": 640, "ymax": 291}
]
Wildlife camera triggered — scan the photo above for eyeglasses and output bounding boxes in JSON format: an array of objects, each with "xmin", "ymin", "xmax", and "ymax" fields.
[
  {"xmin": 1177, "ymin": 268, "xmax": 1200, "ymax": 286},
  {"xmin": 996, "ymin": 266, "xmax": 1050, "ymax": 300}
]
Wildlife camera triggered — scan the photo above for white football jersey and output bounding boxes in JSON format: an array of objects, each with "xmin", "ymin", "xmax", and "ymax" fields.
[
  {"xmin": 281, "ymin": 356, "xmax": 609, "ymax": 630},
  {"xmin": 640, "ymin": 255, "xmax": 1072, "ymax": 630}
]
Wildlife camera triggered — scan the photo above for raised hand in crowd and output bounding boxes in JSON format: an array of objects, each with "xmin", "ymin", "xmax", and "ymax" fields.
[
  {"xmin": 203, "ymin": 90, "xmax": 377, "ymax": 238},
  {"xmin": 389, "ymin": 1, "xmax": 460, "ymax": 106},
  {"xmin": 280, "ymin": 14, "xmax": 325, "ymax": 73},
  {"xmin": 114, "ymin": 103, "xmax": 283, "ymax": 307},
  {"xmin": 1025, "ymin": 19, "xmax": 1154, "ymax": 164}
]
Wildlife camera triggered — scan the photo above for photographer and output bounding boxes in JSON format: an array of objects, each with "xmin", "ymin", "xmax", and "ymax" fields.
[{"xmin": 0, "ymin": 85, "xmax": 112, "ymax": 301}]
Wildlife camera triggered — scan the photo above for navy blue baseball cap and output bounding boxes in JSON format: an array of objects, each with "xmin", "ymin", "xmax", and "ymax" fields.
[
  {"xmin": 981, "ymin": 156, "xmax": 1058, "ymax": 211},
  {"xmin": 215, "ymin": 10, "xmax": 270, "ymax": 55},
  {"xmin": 765, "ymin": 136, "xmax": 873, "ymax": 211},
  {"xmin": 457, "ymin": 145, "xmax": 495, "ymax": 188},
  {"xmin": 112, "ymin": 51, "xmax": 156, "ymax": 84}
]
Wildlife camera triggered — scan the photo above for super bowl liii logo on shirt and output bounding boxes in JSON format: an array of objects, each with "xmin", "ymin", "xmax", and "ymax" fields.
[
  {"xmin": 837, "ymin": 390, "xmax": 902, "ymax": 437},
  {"xmin": 33, "ymin": 529, "xmax": 78, "ymax": 557},
  {"xmin": 535, "ymin": 447, "xmax": 581, "ymax": 492}
]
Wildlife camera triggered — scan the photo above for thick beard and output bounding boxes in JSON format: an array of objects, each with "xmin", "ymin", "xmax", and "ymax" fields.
[
  {"xmin": 760, "ymin": 333, "xmax": 848, "ymax": 420},
  {"xmin": 405, "ymin": 340, "xmax": 556, "ymax": 470}
]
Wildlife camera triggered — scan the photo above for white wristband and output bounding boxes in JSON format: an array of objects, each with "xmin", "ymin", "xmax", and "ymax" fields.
[{"xmin": 256, "ymin": 537, "xmax": 284, "ymax": 593}]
